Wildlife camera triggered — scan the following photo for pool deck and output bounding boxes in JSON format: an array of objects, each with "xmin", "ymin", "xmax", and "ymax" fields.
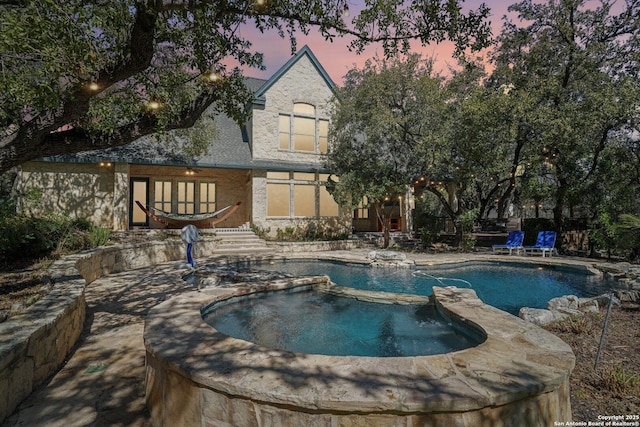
[{"xmin": 2, "ymin": 250, "xmax": 602, "ymax": 426}]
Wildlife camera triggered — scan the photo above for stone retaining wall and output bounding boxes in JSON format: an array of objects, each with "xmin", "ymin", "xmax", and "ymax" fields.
[
  {"xmin": 270, "ymin": 239, "xmax": 364, "ymax": 253},
  {"xmin": 0, "ymin": 237, "xmax": 221, "ymax": 424}
]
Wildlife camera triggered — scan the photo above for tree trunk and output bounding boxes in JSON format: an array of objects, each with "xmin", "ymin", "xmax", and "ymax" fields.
[{"xmin": 383, "ymin": 217, "xmax": 391, "ymax": 248}]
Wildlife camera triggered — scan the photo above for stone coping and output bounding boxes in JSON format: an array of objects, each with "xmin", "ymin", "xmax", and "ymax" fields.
[
  {"xmin": 249, "ymin": 251, "xmax": 604, "ymax": 274},
  {"xmin": 144, "ymin": 277, "xmax": 575, "ymax": 414}
]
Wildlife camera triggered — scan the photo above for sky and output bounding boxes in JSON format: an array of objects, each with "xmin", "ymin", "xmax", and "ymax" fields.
[{"xmin": 237, "ymin": 0, "xmax": 516, "ymax": 85}]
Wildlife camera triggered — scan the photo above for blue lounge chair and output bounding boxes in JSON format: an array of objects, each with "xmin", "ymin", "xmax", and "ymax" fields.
[
  {"xmin": 523, "ymin": 231, "xmax": 557, "ymax": 257},
  {"xmin": 492, "ymin": 230, "xmax": 525, "ymax": 255}
]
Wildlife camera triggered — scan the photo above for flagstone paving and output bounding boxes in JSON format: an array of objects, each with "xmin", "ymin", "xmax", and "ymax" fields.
[{"xmin": 2, "ymin": 250, "xmax": 596, "ymax": 426}]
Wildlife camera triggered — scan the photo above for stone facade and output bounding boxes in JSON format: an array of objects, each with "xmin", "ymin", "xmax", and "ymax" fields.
[
  {"xmin": 16, "ymin": 47, "xmax": 344, "ymax": 233},
  {"xmin": 18, "ymin": 161, "xmax": 120, "ymax": 227},
  {"xmin": 251, "ymin": 54, "xmax": 333, "ymax": 163}
]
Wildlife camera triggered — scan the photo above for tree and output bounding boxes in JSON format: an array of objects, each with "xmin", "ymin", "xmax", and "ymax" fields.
[
  {"xmin": 326, "ymin": 55, "xmax": 446, "ymax": 247},
  {"xmin": 0, "ymin": 0, "xmax": 491, "ymax": 175},
  {"xmin": 492, "ymin": 0, "xmax": 640, "ymax": 234},
  {"xmin": 435, "ymin": 62, "xmax": 535, "ymax": 225},
  {"xmin": 409, "ymin": 61, "xmax": 538, "ymax": 245}
]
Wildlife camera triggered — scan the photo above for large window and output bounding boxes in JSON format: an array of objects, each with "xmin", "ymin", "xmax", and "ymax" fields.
[
  {"xmin": 199, "ymin": 182, "xmax": 216, "ymax": 213},
  {"xmin": 267, "ymin": 182, "xmax": 290, "ymax": 217},
  {"xmin": 177, "ymin": 181, "xmax": 195, "ymax": 214},
  {"xmin": 278, "ymin": 103, "xmax": 329, "ymax": 154},
  {"xmin": 266, "ymin": 171, "xmax": 339, "ymax": 218},
  {"xmin": 153, "ymin": 180, "xmax": 172, "ymax": 213}
]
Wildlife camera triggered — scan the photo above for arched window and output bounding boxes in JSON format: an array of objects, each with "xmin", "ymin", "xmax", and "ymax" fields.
[{"xmin": 279, "ymin": 103, "xmax": 329, "ymax": 153}]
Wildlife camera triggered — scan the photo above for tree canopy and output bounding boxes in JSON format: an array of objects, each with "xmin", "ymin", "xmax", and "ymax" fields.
[
  {"xmin": 326, "ymin": 54, "xmax": 447, "ymax": 247},
  {"xmin": 492, "ymin": 0, "xmax": 640, "ymax": 231},
  {"xmin": 0, "ymin": 0, "xmax": 491, "ymax": 174},
  {"xmin": 326, "ymin": 0, "xmax": 640, "ymax": 251}
]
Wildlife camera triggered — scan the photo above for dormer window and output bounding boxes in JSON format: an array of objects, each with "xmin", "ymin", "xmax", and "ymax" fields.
[{"xmin": 279, "ymin": 103, "xmax": 329, "ymax": 154}]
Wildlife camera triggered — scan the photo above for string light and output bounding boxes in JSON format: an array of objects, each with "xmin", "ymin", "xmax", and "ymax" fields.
[{"xmin": 208, "ymin": 70, "xmax": 221, "ymax": 82}]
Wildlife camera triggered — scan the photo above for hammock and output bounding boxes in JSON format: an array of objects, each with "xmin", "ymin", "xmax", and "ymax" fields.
[{"xmin": 135, "ymin": 200, "xmax": 241, "ymax": 228}]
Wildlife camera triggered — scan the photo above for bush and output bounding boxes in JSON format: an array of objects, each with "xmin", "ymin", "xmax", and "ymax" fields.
[
  {"xmin": 460, "ymin": 209, "xmax": 478, "ymax": 251},
  {"xmin": 0, "ymin": 215, "xmax": 67, "ymax": 261},
  {"xmin": 0, "ymin": 213, "xmax": 110, "ymax": 265},
  {"xmin": 268, "ymin": 219, "xmax": 351, "ymax": 242}
]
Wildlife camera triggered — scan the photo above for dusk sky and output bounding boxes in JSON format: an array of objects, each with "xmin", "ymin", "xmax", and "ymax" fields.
[{"xmin": 239, "ymin": 0, "xmax": 516, "ymax": 85}]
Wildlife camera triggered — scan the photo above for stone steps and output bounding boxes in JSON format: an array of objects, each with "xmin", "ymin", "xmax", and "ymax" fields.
[{"xmin": 212, "ymin": 229, "xmax": 273, "ymax": 256}]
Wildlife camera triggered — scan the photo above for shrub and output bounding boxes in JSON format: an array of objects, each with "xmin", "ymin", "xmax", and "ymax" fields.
[
  {"xmin": 250, "ymin": 224, "xmax": 270, "ymax": 239},
  {"xmin": 591, "ymin": 365, "xmax": 640, "ymax": 398},
  {"xmin": 89, "ymin": 227, "xmax": 111, "ymax": 247},
  {"xmin": 460, "ymin": 209, "xmax": 478, "ymax": 251},
  {"xmin": 0, "ymin": 212, "xmax": 110, "ymax": 265}
]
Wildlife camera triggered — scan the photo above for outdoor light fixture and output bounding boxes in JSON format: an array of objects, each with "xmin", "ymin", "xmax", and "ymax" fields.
[
  {"xmin": 98, "ymin": 161, "xmax": 112, "ymax": 167},
  {"xmin": 148, "ymin": 100, "xmax": 161, "ymax": 110},
  {"xmin": 185, "ymin": 168, "xmax": 199, "ymax": 176},
  {"xmin": 88, "ymin": 82, "xmax": 99, "ymax": 91},
  {"xmin": 208, "ymin": 70, "xmax": 222, "ymax": 82}
]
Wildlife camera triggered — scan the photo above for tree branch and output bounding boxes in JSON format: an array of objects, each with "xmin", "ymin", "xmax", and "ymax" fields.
[{"xmin": 0, "ymin": 86, "xmax": 222, "ymax": 170}]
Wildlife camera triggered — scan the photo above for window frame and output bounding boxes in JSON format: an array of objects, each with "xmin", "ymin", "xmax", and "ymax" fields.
[
  {"xmin": 266, "ymin": 171, "xmax": 340, "ymax": 218},
  {"xmin": 278, "ymin": 103, "xmax": 330, "ymax": 154}
]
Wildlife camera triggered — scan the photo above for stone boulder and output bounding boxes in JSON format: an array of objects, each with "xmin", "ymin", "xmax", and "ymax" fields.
[
  {"xmin": 367, "ymin": 250, "xmax": 415, "ymax": 268},
  {"xmin": 368, "ymin": 250, "xmax": 407, "ymax": 261},
  {"xmin": 520, "ymin": 292, "xmax": 622, "ymax": 326},
  {"xmin": 547, "ymin": 295, "xmax": 580, "ymax": 314},
  {"xmin": 519, "ymin": 307, "xmax": 569, "ymax": 327}
]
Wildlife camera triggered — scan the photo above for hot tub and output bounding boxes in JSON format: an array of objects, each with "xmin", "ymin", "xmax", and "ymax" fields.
[{"xmin": 144, "ymin": 276, "xmax": 575, "ymax": 426}]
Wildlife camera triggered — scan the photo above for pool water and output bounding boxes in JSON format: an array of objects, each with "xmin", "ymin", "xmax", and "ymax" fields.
[
  {"xmin": 203, "ymin": 290, "xmax": 483, "ymax": 357},
  {"xmin": 237, "ymin": 260, "xmax": 611, "ymax": 315}
]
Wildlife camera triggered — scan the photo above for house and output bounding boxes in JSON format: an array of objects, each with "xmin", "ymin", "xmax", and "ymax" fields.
[{"xmin": 16, "ymin": 46, "xmax": 365, "ymax": 236}]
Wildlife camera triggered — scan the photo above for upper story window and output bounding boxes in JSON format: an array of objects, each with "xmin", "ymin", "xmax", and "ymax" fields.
[{"xmin": 279, "ymin": 103, "xmax": 329, "ymax": 154}]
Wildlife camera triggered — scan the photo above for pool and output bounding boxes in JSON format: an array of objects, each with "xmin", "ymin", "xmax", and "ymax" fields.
[
  {"xmin": 203, "ymin": 289, "xmax": 483, "ymax": 357},
  {"xmin": 235, "ymin": 259, "xmax": 610, "ymax": 315}
]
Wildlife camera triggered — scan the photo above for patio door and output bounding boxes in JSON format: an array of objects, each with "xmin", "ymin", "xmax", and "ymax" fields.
[{"xmin": 130, "ymin": 178, "xmax": 149, "ymax": 227}]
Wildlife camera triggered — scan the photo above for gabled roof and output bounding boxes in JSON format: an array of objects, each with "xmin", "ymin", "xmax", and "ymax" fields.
[
  {"xmin": 37, "ymin": 47, "xmax": 334, "ymax": 173},
  {"xmin": 252, "ymin": 45, "xmax": 337, "ymax": 106}
]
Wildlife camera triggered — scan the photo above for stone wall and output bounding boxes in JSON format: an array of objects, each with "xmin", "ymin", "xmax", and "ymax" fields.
[
  {"xmin": 0, "ymin": 238, "xmax": 221, "ymax": 424},
  {"xmin": 17, "ymin": 161, "xmax": 118, "ymax": 228},
  {"xmin": 270, "ymin": 239, "xmax": 365, "ymax": 253},
  {"xmin": 145, "ymin": 284, "xmax": 575, "ymax": 427},
  {"xmin": 250, "ymin": 53, "xmax": 339, "ymax": 233}
]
